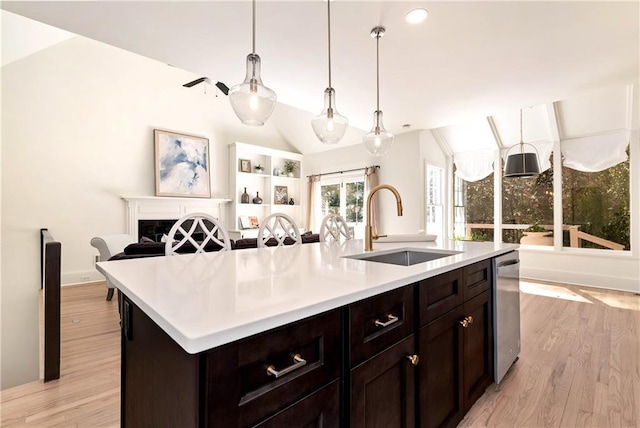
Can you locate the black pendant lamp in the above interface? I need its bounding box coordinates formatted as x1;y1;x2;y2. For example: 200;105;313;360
504;109;541;178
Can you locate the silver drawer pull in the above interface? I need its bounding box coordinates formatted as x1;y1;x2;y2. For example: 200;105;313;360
375;314;399;328
266;354;307;378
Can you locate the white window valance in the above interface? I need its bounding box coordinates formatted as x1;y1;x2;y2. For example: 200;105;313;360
561;131;629;172
501;141;553;173
454;150;494;182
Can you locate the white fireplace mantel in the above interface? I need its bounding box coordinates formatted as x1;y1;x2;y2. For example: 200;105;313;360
122;196;231;240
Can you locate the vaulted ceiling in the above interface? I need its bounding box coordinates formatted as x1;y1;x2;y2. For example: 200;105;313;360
2;1;639;155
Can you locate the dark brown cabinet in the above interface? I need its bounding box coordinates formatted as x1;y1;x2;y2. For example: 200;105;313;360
418;260;493;428
462;290;493;412
120;257;497;427
255;380;340;427
120;297;340;428
418;306;464;428
351;335;417;428
121;299;200;428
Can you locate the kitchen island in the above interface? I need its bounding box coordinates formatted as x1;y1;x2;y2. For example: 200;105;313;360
98;239;518;427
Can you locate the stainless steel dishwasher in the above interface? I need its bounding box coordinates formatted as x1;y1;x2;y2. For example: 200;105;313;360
493;251;521;383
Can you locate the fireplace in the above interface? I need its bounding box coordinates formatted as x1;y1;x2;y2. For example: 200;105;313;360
122;196;231;241
138;219;178;242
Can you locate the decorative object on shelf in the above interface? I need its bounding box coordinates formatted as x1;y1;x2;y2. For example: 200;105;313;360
254;164;265;173
363;27;394;157
228;0;277;126
504;108;541;178
273;167;280;176
241;187;250;204
274;185;288;204
249;216;259;228
289;198;295;205
311;0;348;144
154;129;211;198
239;159;252;173
252;191;263;204
283;160;298;177
239;215;252;229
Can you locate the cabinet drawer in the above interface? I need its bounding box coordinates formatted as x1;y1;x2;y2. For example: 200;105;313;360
204;309;341;427
463;260;491;301
350;286;414;367
418;269;464;326
255;380;339;427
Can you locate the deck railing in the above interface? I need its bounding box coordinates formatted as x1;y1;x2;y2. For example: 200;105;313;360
463;223;624;251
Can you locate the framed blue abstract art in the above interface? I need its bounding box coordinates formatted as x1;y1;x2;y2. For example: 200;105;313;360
154;129;211;198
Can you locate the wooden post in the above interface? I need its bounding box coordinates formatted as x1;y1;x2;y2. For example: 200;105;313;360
42;229;61;382
569;226;579;248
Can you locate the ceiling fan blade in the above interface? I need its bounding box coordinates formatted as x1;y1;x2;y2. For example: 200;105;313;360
215;82;229;96
183;77;208;88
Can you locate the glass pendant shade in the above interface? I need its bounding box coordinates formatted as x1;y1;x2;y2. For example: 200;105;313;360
363;110;394;156
311;88;349;144
229;53;277;126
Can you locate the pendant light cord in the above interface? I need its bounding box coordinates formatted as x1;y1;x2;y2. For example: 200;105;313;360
519;108;524;154
327;0;332;88
376;33;380;112
252;0;256;54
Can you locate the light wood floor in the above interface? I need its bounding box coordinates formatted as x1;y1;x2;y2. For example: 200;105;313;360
1;280;638;427
461;280;640;427
1;283;120;427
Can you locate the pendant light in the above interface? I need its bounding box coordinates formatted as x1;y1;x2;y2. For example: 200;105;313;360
311;0;348;144
363;26;393;156
504;108;541;177
228;0;277;126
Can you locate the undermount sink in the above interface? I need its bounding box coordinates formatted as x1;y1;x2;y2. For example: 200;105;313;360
344;249;461;266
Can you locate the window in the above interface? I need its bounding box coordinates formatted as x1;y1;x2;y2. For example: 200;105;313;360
502;157;554;245
320;175;366;238
426;165;444;240
561;152;630;251
453;173;494;242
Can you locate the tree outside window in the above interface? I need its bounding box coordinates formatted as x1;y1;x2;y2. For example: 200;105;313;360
562;153;630;250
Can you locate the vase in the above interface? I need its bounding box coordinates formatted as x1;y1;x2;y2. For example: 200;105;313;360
288;198;294;205
252;192;263;204
520;231;552;246
241;187;250;204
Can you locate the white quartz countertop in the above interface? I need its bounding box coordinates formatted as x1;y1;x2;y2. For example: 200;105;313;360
97;239;518;354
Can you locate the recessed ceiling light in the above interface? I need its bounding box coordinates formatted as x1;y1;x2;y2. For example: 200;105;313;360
405;8;429;24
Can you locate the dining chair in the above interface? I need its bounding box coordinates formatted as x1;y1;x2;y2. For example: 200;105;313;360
257;213;302;247
165;212;232;256
319;213;352;241
90;234;135;300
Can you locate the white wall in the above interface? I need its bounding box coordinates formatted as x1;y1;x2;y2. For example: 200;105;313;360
304;130;449;235
0;36;298;389
520;250;640;293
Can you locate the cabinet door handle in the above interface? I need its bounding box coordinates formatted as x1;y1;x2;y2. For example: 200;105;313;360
467;315;474;324
406;354;419;366
123;300;132;341
375;314;399;328
266;354;307;378
459;317;470;328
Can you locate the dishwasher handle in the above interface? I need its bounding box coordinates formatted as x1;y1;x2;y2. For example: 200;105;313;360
497;259;520;268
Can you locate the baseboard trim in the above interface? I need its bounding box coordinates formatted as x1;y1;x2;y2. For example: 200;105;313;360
522;267;640;294
62;270;104;287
